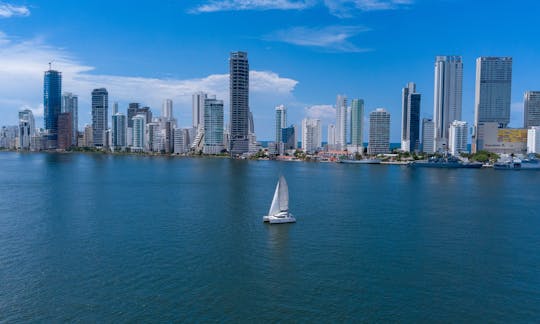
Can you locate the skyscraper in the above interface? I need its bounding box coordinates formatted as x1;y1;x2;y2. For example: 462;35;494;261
524;91;540;128
368;108;390;155
112;112;127;149
335;94;347;150
350;99;364;150
302;118;321;153
275;105;287;144
132;114;146;151
192;92;207;129
401;82;421;152
421;118;435;153
229;51;250;155
162;99;173;120
281;125;296;151
473;57;512;152
448;120;468;156
91;88;108;147
18;109;35;150
327;124;336;147
57;112;72;150
127;103;140;128
44;69;62;148
433;56;463;151
203;98;225;154
112;102;118;115
62;92;78;145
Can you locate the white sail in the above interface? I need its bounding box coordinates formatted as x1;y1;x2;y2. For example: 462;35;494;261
268;180;280;216
278;176;289;212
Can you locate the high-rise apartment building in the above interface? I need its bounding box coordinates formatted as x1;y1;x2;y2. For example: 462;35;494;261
18;109;35;150
57;112;72;150
162;99;173;120
132;114;146;151
448;120;468;156
327;124;336;147
229;51;250;155
527;127;540;154
44;69;62;148
421;118;435;153
350;99;364;150
193;92;207;129
91;88;108;147
203;98;224;154
302;118;321;153
335;94;347;150
433;56;463;151
112;112;127;149
368;108;390;155
281;125;296;151
401;82;421;152
473;57;512;152
127;103;140;128
62;92;78;145
275;105;287;144
524;91;540;128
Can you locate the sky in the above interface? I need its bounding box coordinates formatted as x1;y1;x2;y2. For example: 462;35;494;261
1;0;540;141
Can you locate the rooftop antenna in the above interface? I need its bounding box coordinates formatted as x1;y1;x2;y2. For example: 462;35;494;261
48;60;55;70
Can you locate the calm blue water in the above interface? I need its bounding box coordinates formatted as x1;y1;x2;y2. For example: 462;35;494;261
0;152;539;322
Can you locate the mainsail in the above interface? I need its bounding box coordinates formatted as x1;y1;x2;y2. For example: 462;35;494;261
278;176;289;212
268;180;280;216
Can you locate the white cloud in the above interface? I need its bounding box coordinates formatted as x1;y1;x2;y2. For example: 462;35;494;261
190;0;312;13
190;0;412;16
0;2;30;18
265;25;371;52
305;104;335;121
0;32;298;138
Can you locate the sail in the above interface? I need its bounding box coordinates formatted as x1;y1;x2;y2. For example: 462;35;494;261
268;180;280;216
278;176;289;212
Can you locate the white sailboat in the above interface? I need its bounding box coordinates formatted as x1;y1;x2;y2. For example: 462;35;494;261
263;176;296;224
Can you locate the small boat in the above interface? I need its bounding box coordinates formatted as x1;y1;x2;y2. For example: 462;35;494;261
263;176;296;224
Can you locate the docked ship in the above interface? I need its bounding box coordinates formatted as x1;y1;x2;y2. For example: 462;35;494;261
494;156;540;170
339;159;381;164
409;156;483;169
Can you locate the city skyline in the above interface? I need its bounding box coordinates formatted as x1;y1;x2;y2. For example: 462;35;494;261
0;1;539;141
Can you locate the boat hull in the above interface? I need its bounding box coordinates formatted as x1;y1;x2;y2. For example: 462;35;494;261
268;214;296;224
409;162;483;169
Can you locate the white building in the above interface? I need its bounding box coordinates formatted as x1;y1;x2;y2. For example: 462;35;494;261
18;109;35;150
174;128;190;154
368;108;390;155
275;104;287;144
162;99;173;120
335;95;347;150
302;118;321;153
433;56;463;151
527;127;540;154
132;114;146;151
192;92;207;130
448;120;468;155
327;124;336;147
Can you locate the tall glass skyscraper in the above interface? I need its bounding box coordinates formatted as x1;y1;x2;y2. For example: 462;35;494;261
433;56;463;151
335;94;347;150
472;57;512;152
350;99;364;148
203;98;224;154
91;88;108;147
44;69;62;147
401;83;421;152
62;92;78;145
229;51;250;155
524;91;540;128
275;105;287;144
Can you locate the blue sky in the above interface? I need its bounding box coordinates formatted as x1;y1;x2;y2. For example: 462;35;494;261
1;0;539;141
